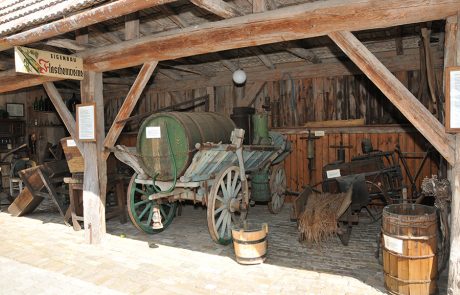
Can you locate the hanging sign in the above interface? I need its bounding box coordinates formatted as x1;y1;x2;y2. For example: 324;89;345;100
14;46;84;80
76;103;96;142
446;67;460;132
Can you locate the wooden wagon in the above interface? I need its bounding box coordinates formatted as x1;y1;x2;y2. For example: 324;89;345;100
114;128;290;245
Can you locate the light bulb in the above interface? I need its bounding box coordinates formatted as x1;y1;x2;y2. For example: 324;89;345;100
232;69;247;85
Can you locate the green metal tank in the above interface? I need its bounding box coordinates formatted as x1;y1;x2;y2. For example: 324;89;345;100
137;112;236;181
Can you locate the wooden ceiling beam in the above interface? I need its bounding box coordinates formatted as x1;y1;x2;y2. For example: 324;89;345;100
190;0;243;18
1;0;459;93
81;0;459;72
251;47;275;69
329;30;455;164
159;69;183;80
157;5;188;28
125;13;140;41
45;38;89;51
286;46;322;64
0;0;177;52
131;48;438;93
90;24;123;45
253;0;267;13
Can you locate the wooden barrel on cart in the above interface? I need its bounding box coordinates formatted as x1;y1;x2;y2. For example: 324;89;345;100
232;222;268;265
137;112;235;181
382;204;437;295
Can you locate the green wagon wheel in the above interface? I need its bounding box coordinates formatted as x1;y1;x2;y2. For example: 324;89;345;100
268;164;286;214
207;166;248;245
127;174;177;234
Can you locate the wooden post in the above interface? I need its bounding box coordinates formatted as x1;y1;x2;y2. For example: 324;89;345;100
80;71;106;244
451;136;460;295
447;12;460;295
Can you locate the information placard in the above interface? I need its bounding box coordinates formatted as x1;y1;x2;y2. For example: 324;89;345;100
146;126;161;139
76;103;96;141
446;67;460;132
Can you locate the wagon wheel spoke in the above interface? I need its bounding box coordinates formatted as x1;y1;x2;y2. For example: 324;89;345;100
135;188;149;196
363;181;388;223
214;206;225;215
207;166;248;245
138;203;152;220
268;164;286;214
134;199;151;208
146;205;155;226
127;174;177;234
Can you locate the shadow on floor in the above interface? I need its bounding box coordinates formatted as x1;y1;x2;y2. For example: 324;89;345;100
0;199;448;294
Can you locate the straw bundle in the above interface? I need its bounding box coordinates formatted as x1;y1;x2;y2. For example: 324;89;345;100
298;188;352;245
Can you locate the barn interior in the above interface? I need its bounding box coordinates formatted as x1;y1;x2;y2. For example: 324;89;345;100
0;0;459;294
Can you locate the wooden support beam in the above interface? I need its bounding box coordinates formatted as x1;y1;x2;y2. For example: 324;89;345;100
251;47;275;69
395;26;404;55
253;0;267;13
329;31;455;164
159;69;183;80
265;0;277;9
451;136;460;295
286;46;322;64
0;0;176;52
190;0;243;18
42;82;83;152
45;39;88;51
80;71;106;244
125;14;140;41
80;0;460;72
1;0;460;92
158;5;188;28
104;62;158;155
239;81;266;106
446;13;460;295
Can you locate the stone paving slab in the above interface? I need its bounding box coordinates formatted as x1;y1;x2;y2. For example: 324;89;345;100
0;203;447;294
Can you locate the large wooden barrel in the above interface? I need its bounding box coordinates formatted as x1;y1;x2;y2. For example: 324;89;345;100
232;222;268;265
382;204;437;295
137;112;235;181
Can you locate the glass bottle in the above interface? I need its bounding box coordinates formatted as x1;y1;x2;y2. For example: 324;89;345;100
33;97;38;111
38;96;44;111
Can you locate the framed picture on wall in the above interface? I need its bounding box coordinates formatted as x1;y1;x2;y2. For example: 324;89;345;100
446;66;460;132
76;102;96;142
6;103;24;117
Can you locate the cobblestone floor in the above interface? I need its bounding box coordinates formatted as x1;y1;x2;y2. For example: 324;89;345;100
0;201;448;294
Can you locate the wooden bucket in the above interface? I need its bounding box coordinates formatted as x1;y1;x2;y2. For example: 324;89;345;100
382;204;438;295
232;222;268;265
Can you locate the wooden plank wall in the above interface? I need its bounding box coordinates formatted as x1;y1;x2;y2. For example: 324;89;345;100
104;69;441;129
109;67;442;198
281;127;439;196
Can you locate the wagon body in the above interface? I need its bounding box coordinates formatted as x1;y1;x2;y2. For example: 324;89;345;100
115;128;290;244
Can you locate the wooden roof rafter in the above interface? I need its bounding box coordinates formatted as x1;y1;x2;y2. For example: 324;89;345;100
1;0;460;93
190;0;244;18
0;0;178;52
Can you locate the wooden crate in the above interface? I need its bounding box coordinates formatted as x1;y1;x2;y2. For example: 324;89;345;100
60;137;84;173
8;187;44;217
